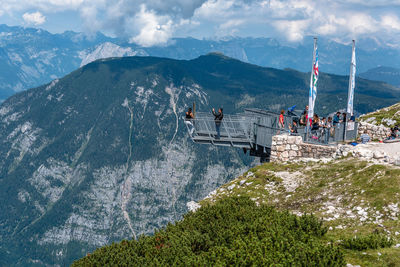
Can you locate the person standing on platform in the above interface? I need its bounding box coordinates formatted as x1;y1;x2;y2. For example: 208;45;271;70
184;108;195;135
278;109;285;134
212;107;223;139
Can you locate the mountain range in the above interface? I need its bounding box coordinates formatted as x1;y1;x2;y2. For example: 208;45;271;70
360;66;400;88
1;24;400;102
1;53;400;266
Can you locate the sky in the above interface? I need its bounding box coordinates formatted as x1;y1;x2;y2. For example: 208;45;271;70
1;0;400;47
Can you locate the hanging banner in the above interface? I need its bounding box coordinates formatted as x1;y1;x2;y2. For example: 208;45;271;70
347;121;355;131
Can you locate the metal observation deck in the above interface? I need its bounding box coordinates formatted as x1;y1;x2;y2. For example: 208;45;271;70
184;108;358;161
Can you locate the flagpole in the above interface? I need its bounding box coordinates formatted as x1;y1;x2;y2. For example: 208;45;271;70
344;40;356;141
306;37;317;141
346;40;356;115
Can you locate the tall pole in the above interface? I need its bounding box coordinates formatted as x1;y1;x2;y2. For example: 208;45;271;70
346;40;356;116
344;40;356;141
306;37;318;140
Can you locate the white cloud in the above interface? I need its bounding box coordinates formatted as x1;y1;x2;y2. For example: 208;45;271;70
79;4;103;34
22;11;46;25
273;19;310;42
2;0;85;13
381;14;400;30
129;5;174;47
220;19;245;30
347;13;378;35
2;0;400;46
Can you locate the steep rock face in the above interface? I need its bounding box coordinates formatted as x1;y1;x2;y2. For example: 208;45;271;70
0;56;250;266
1;54;400;266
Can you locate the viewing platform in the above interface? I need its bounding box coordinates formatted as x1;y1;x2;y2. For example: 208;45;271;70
185;109;359;161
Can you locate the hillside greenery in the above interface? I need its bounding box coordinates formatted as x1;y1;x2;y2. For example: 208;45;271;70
72;196;345;266
73;158;400;266
360;102;400;127
341;232;394;251
200;159;400;267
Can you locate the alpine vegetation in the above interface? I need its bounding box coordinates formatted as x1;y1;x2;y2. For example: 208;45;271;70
72;196;345;266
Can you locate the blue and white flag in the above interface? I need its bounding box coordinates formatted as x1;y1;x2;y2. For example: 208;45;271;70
308;38;318;124
347;40;356;115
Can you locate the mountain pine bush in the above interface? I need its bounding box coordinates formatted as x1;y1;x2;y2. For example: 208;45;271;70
72;196;345;266
341;232;394;251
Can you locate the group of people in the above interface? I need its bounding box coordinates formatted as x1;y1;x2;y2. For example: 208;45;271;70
184;107;224;139
278;109;299;134
278;105;357;143
388;126;400;140
359;125;399;144
310;110;355;142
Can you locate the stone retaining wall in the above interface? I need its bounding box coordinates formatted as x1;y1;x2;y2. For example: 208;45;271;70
270;135;337;162
357;121;390;141
270;133;400;165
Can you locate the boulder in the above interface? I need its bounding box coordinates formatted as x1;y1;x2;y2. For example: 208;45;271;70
373;151;385;159
287;136;296;144
277;145;285;152
295;136;303;144
288;150;297;158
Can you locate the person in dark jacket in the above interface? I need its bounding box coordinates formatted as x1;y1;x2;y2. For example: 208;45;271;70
184;108;195;135
289;120;298;134
212;107;223;139
333;112;341;126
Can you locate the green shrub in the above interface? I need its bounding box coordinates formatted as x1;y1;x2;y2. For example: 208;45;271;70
72;196;345;266
341;232;394;251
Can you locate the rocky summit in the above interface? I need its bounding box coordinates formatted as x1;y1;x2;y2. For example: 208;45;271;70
1;54;400;266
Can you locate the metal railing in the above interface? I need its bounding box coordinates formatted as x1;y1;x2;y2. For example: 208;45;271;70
184;112;257;144
303;122;359;145
184;110;359;148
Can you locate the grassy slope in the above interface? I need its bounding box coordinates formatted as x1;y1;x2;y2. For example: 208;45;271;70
201;159;400;267
360;102;400;127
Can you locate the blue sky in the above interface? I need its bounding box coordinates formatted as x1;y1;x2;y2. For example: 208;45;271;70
1;0;400;47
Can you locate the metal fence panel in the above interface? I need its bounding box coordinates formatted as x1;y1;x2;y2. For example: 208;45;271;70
186;110;359;148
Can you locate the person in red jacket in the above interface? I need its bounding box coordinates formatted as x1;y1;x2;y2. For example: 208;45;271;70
279;110;285;128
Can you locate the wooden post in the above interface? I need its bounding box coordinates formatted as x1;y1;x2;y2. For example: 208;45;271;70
193;102;196;118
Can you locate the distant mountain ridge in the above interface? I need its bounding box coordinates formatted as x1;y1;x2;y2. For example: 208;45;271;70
0;24;114;100
360;66;400;88
2;24;400;101
1;53;400;265
79;42;147;67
